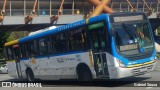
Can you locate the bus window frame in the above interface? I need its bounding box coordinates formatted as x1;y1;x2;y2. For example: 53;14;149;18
38;37;49;56
7;46;14;60
20;43;30;58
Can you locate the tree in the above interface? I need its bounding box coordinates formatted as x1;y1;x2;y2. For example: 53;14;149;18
8;31;29;40
0;31;29;59
0;32;10;59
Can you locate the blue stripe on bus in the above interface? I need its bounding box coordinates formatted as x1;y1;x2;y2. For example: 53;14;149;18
20;50;85;61
20;58;29;61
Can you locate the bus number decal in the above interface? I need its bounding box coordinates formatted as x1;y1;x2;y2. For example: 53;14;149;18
57;55;81;63
76;55;81;62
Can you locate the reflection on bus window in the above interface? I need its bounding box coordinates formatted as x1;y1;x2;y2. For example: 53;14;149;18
39;38;47;55
68;27;86;51
55;33;67;52
29;40;38;56
20;43;28;58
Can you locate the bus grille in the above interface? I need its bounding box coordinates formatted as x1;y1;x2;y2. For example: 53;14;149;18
125;52;152;60
131;65;153;76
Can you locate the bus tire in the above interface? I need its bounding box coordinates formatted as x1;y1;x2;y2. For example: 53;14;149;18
26;69;35;82
77;65;93;81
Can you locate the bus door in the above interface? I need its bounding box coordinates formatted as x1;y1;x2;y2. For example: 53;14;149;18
13;44;22;78
89;25;109;77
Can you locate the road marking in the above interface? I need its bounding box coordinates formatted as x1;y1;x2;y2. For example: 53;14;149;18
146;87;153;89
146;87;160;90
144;73;150;76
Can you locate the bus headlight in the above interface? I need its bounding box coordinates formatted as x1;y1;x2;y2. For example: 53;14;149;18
117;60;126;68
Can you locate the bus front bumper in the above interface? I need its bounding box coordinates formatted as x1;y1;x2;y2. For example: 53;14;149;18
115;61;157;79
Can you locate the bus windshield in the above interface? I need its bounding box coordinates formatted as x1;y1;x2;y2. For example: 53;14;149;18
113;21;154;56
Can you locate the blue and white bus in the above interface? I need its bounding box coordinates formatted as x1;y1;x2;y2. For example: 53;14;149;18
4;12;157;81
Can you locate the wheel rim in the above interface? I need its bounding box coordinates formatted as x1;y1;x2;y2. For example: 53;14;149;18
27;73;31;81
27;71;34;81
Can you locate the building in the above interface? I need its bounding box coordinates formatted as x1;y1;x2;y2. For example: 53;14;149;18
0;0;160;31
0;0;159;16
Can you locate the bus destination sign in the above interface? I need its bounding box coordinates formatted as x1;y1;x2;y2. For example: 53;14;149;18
89;22;104;30
114;15;143;22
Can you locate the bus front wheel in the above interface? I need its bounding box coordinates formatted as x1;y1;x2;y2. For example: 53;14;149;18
77;66;92;81
26;69;35;82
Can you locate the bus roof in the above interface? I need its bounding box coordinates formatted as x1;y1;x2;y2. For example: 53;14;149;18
28;26;57;36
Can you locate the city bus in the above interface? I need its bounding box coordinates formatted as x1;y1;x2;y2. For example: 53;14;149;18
4;12;157;81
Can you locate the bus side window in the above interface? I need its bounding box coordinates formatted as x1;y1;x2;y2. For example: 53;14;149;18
20;43;28;58
81;29;86;47
39;38;47;56
13;45;21;59
25;42;32;57
47;36;53;54
7;47;14;60
50;36;56;54
28;40;38;57
4;47;8;60
55;33;67;53
68;27;86;51
68;31;74;50
30;41;35;56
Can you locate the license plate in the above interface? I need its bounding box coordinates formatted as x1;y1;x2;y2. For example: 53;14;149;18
140;67;147;72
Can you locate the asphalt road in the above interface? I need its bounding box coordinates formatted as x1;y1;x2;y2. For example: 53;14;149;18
0;60;160;90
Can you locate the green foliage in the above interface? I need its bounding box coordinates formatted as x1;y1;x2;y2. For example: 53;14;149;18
8;31;29;41
0;59;5;67
0;31;29;59
7;34;16;42
0;32;10;58
157;53;160;59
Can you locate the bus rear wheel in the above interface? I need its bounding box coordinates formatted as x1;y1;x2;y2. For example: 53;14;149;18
26;69;35;82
